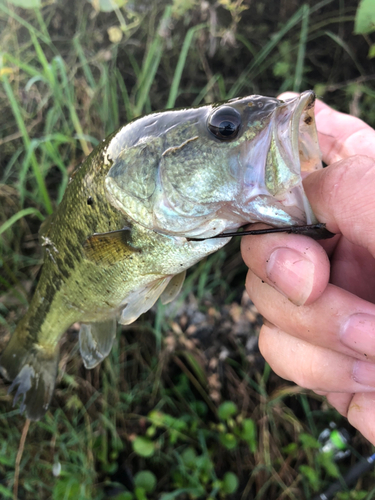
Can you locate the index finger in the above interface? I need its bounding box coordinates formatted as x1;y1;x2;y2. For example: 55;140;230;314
279;92;375;165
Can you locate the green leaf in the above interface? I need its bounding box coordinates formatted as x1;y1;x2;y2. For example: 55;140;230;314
132;437;155;457
282;442;298;455
218;401;237;420
299;465;320;490
299;432;320;450
354;0;375;34
0;484;13;499
6;0;41;8
134;487;147;500
219;433;238;450
134;471;157;493
240;418;257;453
318;452;340;478
221;472;239;494
181;447;197;467
53;477;81;500
181;351;207;387
0;454;15;467
87;0;127;12
114;493;133;500
369;44;375;58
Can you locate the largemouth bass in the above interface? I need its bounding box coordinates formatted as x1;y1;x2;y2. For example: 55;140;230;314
1;90;323;420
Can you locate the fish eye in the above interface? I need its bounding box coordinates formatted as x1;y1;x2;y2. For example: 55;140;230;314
208;106;241;140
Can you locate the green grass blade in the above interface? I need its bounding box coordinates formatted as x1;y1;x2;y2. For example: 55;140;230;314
73;36;96;89
235;34;257;57
228;5;306;98
53;56;91;155
1;75;53;214
134;46;163;116
42;141;70;203
0;207;45;236
293;4;309;92
34;7;53;42
3;53;42;79
116;69;133;122
325;30;365;76
166;23;206;109
0;2;49;43
30;31;55;86
1;148;22;183
133;6;172;116
192;74;220;106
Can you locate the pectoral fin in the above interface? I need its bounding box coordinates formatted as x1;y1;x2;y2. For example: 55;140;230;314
160;270;186;305
79;318;117;369
83;228;141;265
119;277;171;325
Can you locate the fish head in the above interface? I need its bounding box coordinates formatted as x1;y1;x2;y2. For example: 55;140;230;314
105;90;322;238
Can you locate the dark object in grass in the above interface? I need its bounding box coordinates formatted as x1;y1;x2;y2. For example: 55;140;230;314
312;453;375;500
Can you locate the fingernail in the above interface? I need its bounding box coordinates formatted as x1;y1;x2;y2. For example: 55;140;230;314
340;313;375;357
353;360;375;387
266;248;315;306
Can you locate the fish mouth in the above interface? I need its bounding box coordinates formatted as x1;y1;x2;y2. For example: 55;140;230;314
271;90;322;224
286;90;322;177
239;90;322;230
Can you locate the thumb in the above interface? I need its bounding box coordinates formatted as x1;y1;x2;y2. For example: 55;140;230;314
304;155;375;255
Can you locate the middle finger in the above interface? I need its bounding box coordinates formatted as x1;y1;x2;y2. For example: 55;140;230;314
246;269;375;363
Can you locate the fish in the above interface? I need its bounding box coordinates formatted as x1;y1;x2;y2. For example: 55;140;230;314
0;90;323;420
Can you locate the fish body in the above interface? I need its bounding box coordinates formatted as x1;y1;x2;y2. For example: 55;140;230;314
0;91;322;420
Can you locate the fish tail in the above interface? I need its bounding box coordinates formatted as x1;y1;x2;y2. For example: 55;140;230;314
0;327;59;421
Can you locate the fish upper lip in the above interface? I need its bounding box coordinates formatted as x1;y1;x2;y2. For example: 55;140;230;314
290;90;316;169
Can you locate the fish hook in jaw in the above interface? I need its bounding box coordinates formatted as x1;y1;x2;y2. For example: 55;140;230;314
187;223;335;241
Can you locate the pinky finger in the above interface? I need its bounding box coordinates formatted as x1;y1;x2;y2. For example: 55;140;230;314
326;392;353;417
347;392;375;445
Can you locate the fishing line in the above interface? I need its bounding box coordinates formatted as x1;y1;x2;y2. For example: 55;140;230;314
188;223;335;241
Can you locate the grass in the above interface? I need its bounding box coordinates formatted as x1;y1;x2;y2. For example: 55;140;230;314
0;0;375;499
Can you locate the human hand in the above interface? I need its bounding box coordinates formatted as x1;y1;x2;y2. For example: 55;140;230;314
241;92;375;444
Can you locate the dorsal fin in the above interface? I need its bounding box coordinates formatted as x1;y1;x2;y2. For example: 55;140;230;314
83;228;141;265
